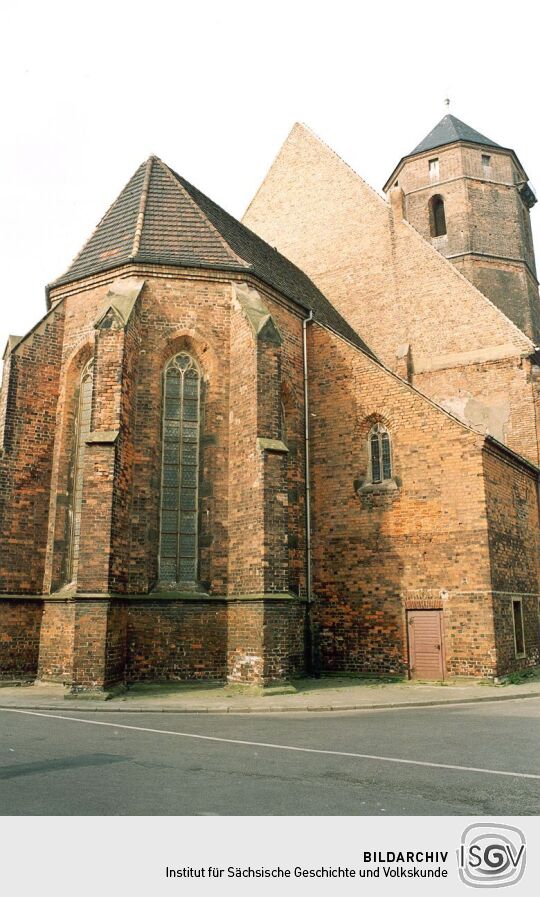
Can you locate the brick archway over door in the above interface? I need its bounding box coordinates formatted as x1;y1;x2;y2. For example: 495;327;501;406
407;609;445;679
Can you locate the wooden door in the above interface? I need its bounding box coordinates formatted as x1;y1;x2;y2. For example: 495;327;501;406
407;610;445;680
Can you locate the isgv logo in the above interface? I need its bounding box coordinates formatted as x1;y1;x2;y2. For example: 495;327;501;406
458;823;526;888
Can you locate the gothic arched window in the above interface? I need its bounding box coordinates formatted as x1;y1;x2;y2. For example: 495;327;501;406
369;423;392;484
429;194;447;237
159;352;202;584
67;358;94;582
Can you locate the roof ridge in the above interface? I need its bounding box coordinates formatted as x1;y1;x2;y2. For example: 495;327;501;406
295;122;390;206
152;158;248;269
52;161;147;284
131;157;154;257
242;122;298;222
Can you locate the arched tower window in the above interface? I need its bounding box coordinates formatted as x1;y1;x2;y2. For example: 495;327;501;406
369;423;392;484
67;358;94;582
159;352;202;584
429;194;447;237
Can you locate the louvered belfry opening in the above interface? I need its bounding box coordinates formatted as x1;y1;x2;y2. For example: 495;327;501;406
67;358;94;583
159;353;202;586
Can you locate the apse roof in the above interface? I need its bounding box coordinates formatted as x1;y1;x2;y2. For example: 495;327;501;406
49;155;374;356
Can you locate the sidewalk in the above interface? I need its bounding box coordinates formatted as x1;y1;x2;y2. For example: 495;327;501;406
1;675;540;714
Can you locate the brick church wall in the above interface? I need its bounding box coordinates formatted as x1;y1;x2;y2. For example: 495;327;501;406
21;267;309;688
260;292;307;597
37;600;75;682
126;599;228;681
227;296;264;594
308;323;538;678
109;305;143;592
227;598;305;683
482;445;540;674
125;596;305;685
414;355;539;466
0;306;65;593
0;600;42;680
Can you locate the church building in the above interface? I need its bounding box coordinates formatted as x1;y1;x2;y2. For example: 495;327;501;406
1;114;539;693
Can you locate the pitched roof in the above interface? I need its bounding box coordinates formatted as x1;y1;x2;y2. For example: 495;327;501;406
49;156;374;356
411;114;500;155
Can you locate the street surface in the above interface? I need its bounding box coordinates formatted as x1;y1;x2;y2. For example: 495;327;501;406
1;698;539;815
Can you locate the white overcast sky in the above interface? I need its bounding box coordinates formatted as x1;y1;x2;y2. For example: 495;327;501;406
1;0;539;351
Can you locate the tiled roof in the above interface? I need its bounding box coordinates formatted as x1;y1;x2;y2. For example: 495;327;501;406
411;114;500;155
50;156;374;356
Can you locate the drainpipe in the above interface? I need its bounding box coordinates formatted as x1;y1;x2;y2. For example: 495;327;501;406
302;310;318;675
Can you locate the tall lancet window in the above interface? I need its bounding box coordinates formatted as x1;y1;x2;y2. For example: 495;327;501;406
159;353;202;584
369;423;392;484
68;358;94;582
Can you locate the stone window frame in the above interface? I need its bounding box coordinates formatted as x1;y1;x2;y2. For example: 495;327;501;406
369;422;392;482
511;597;526;658
158;351;203;588
357;422;399;495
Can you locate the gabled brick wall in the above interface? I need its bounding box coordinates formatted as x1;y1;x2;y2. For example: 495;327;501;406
243;124;539;466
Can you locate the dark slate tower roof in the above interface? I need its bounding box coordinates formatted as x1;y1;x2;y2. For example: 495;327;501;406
382;113;528;193
48;156;374;356
411;114;501;155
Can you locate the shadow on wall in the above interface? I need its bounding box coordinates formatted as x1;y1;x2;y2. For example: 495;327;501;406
309;353;407;677
0;600;44;681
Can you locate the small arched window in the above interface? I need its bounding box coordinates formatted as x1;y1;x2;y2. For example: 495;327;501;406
159;352;202;585
67;358;94;582
429;194;447;237
369;423;392;484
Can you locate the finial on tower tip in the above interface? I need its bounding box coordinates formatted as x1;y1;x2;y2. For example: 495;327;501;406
444;96;450;109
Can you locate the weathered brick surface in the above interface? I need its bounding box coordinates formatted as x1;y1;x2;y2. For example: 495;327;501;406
127;599;228;681
261;599;306;681
0;600;42;679
308;324;538;678
243;124;539;466
43;342;94;592
482;445;540;673
125;597;305;685
37;601;74;682
0;308;65;592
2;122;540;688
70;600;127;691
415;355;539;465
395;144;539;341
227;299;264;594
227;599;305;683
0;265;310;688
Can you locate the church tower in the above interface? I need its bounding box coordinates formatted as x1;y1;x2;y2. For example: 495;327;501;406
384;114;539;342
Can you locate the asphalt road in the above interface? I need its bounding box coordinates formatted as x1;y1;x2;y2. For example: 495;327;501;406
1;698;539;815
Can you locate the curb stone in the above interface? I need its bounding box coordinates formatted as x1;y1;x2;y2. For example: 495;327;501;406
1;689;539;714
